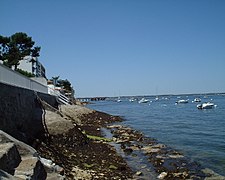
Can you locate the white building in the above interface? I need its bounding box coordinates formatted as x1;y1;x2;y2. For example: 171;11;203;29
17;56;46;78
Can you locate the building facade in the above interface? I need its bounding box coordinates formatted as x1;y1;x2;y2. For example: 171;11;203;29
17;56;46;78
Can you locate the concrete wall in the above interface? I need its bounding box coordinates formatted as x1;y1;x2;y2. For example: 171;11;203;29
0;63;48;94
0;82;58;144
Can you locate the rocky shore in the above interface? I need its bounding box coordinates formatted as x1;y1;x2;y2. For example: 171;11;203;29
37;102;224;179
36;104;133;179
1;97;224;179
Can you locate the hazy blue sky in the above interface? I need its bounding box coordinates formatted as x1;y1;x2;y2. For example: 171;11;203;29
1;0;225;97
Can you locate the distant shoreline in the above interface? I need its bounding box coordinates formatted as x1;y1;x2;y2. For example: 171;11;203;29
77;92;225;100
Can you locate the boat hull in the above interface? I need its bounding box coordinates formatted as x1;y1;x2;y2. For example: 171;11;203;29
197;102;215;109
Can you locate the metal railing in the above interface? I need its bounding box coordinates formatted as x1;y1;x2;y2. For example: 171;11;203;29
48;86;71;105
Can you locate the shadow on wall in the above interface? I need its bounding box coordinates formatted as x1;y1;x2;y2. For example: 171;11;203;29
0;82;58;145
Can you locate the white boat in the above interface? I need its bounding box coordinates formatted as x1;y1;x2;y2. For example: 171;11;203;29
192;98;201;102
138;98;150;103
116;97;122;102
129;97;135;102
175;99;189;104
197;102;216;109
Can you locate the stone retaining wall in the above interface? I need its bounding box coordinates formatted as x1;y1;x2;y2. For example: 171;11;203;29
0;82;58;144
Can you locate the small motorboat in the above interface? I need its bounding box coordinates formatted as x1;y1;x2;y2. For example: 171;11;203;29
129;97;135;102
138;98;150;103
192;98;201;103
175;99;189;104
197;102;216;109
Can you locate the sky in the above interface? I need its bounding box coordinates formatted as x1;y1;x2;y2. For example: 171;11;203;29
1;0;225;97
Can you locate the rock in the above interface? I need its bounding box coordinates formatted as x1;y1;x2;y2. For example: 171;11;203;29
0;130;37;157
0;169;16;180
121;132;130;139
121;143;126;149
168;154;184;159
41;158;65;178
0;131;65;179
157;172;168;179
156;155;166;159
14;157;47;180
202;168;225;180
40;157;54;170
0;143;21;174
135;171;143;176
60;105;94;125
71;166;92;180
152;144;166;148
142;146;161;154
54;165;64;174
130;145;141;151
107;125;123;129
173;172;189;178
45;110;75;135
123;148;133;155
141;165;147;169
46;172;65;180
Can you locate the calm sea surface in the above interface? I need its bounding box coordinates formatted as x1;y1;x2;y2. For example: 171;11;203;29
87;94;225;175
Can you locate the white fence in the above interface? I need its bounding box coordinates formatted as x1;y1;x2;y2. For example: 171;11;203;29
0;63;48;94
48;86;71;105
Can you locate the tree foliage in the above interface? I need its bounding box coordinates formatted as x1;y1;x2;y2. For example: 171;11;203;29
0;32;41;69
50;76;73;92
57;79;72;92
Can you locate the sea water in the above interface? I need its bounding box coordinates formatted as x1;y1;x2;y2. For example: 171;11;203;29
87;94;225;176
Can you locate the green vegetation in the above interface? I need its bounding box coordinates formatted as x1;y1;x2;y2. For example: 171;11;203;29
0;32;40;69
83;163;96;168
109;164;118;170
50;76;74;94
82;131;112;142
57;79;72;92
86;134;112;142
16;68;35;77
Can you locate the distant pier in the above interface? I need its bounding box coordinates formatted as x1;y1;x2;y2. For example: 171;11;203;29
77;97;107;102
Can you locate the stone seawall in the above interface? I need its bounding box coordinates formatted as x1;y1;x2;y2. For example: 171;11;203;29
0;82;58;144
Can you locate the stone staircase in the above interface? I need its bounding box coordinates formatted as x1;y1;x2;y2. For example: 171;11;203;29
0;131;65;180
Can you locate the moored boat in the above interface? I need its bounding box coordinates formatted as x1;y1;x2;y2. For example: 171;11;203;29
175;99;189;104
129;97;135;102
138;98;150;103
193;98;201;103
116;97;122;102
197;102;216;109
